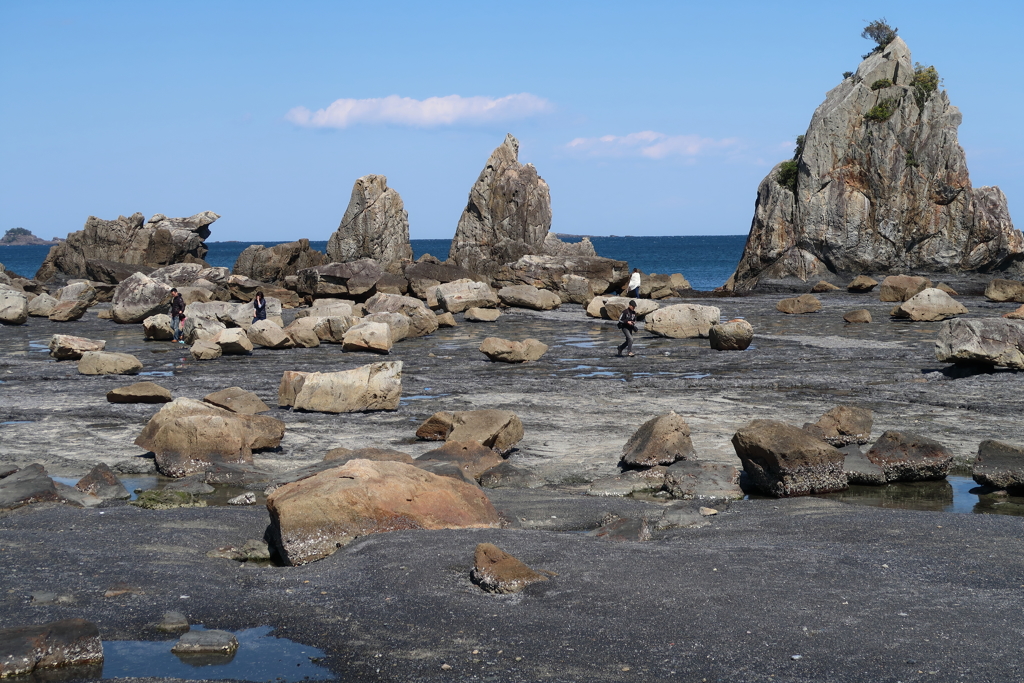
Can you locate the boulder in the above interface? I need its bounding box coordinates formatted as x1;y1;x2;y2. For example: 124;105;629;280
284;317;321;348
478;461;545;489
492;254;630;299
111;272;172;324
326;175;412;273
934;318;1024;369
731;419;847;497
936;282;958;296
48;334;105;360
77;351;142;375
106;381;172;404
972;440;1024;491
143;314;175;340
587;296;660;321
802;405;873;446
190;340;222;360
363;311;410;342
203;387;270;414
85;259;155;284
294;299;355;319
1004;304;1024;320
225;274;263;302
776;294;822;314
134;397;285;477
342;321;393;354
296;259;383;298
841;445;887;486
449;134;552;276
559;273;595;304
847;275;879;292
708;319;753;350
435;311;457;327
811;280;841;293
984;278;1024;303
279;361;403;413
232;239;326;282
448;410;523;454
148;262;204;286
0;619;103;677
266;459;500;565
415;412;454;441
620;412;695;468
434;279;499;313
865;430;954;482
48;300;91;322
211;328;254;355
364;291;430;317
465;307;500;322
35;211;217;281
56;280;98;303
75;462;130;500
588;468;668;497
663;460;744;501
843;309;872;323
313;316;354;343
246;319;292;349
417;440;504;481
646;304;719;338
470;543;549;594
171;630;238;656
405;309;439;337
479;337;548;363
182;316;227;344
723;37;1022;293
0;463;60;510
891;288;968;321
879;275;932;302
27;292;58;317
497;285;561;311
0;289;28;325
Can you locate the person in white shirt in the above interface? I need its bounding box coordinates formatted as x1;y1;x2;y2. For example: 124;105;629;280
627;268;642;298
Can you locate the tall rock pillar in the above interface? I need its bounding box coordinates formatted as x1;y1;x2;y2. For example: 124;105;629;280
327;175;412;274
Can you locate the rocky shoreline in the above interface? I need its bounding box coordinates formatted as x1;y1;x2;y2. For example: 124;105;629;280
2;285;1023;680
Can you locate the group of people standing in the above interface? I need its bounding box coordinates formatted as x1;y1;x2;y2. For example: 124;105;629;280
168;288;267;344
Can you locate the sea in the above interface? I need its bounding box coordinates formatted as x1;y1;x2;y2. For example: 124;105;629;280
0;235;747;291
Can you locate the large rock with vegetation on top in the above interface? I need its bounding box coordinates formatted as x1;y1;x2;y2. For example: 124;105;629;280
326;175;412;273
724;37;1023;292
731;419;848;497
265;459;500;565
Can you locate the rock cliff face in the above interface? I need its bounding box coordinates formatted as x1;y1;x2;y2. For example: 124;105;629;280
36;212;218;282
233;239;326;282
449;134;553;276
727;37;1023;291
326;175;412;274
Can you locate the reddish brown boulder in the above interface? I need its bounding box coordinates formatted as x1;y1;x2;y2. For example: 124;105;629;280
470;543;550;594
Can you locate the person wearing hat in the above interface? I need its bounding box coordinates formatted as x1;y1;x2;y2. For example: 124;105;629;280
617;300;638;357
169;288;186;344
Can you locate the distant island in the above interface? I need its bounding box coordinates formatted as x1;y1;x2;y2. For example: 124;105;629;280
0;227;63;246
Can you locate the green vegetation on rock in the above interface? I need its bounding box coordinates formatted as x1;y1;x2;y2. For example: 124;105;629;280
861;18;898;56
870;78;893;91
776;135;805;192
912;63;941;109
5;227;31;237
865;97;899;122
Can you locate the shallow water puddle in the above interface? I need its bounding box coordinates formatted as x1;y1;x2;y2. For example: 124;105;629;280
100;626;332;682
53;475;160;501
139;370;174;377
811;475;1024;516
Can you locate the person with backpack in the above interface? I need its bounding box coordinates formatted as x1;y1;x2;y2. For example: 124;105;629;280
169;288;186;344
617;300;638;357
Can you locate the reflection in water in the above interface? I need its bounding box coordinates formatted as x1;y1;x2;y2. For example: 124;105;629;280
815;475;1024;517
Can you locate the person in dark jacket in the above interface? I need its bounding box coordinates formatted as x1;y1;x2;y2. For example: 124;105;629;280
617;300;638;357
252;291;267;324
169;288;186;343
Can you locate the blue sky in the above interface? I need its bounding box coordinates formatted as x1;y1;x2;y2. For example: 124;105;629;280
1;0;1021;242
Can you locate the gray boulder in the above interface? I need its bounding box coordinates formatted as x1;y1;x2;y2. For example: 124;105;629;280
972;440;1024;491
233;238;326;282
296;259;383;297
935;318;1024;369
327;175;412;273
620;412;695;468
48;334;106;360
663;460;743;501
0;618;103;676
731;419;848;497
111;272;172;324
497;284;561;310
0;463;60;511
0;289;28;325
77;351;142;375
865;430;954;482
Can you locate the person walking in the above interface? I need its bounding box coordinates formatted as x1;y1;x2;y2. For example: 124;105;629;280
627;268;642;298
617;300;638;357
252;290;267;324
169;288;186;344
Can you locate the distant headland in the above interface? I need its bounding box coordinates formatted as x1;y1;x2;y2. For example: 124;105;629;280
0;227;63;246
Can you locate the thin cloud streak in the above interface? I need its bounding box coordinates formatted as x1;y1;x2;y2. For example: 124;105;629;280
286;93;552;128
565;131;740;159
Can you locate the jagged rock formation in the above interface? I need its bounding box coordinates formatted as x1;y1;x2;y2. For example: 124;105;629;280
36;212;218;282
233;239;326;282
727;37;1023;291
449;134;553;276
326;175;412;274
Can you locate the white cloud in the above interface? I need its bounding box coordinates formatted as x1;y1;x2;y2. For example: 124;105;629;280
564;131;739;159
286;93;551;129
